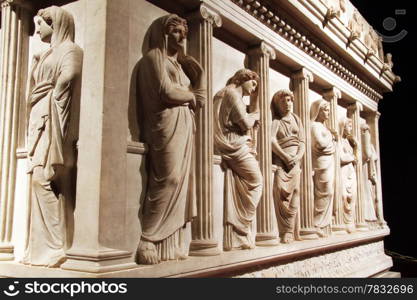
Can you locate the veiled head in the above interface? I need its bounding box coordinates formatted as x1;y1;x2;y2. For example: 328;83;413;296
310;99;330;122
142;14;188;55
339;117;352;137
36;6;75;46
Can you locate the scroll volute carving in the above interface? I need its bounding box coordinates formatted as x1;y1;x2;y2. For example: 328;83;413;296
136;14;206;265
23;6;83;268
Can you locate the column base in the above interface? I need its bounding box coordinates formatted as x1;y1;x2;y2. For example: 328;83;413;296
0;243;14;261
299;228;319;240
379;220;388;229
255;233;280;246
356;222;369;232
332;225;348;235
189;239;220;256
61;247;137;273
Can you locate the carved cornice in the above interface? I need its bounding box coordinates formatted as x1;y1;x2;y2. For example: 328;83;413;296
230;0;383;102
248;41;276;60
323;86;342;101
322;8;338;28
188;3;222;28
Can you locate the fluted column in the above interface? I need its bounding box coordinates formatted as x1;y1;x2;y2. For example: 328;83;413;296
368;111;386;227
248;42;279;246
323;87;346;234
347;102;368;231
0;0;30;260
290;68;318;240
187;3;221;256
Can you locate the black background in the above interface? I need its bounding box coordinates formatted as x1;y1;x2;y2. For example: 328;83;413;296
351;0;417;259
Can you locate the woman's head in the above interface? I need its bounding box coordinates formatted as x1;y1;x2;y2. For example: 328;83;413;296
36;6;75;46
272;89;294;117
339;117;352;137
165;15;188;53
310;99;330;122
226;69;259;95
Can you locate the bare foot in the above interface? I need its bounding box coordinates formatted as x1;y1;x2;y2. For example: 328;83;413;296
137;240;159;265
48;255;66;268
174;248;188;261
241;236;255;250
316;227;326;238
281;232;293;244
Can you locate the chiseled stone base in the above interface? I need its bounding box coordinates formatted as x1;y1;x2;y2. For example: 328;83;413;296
0;229;392;278
234;241;392;278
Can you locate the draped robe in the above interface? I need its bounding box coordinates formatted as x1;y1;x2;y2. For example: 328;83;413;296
24;6;82;267
311;121;335;229
137;15;205;260
272;113;304;239
339;137;357;231
213;87;262;250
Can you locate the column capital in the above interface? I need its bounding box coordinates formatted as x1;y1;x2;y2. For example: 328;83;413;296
322;86;341;101
366;110;381;120
1;0;32;9
248;41;276;60
291;68;314;82
187;3;222;28
347;101;363;113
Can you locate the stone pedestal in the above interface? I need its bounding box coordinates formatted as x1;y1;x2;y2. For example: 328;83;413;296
290;68;318;240
248;42;279;246
187;3;222;256
0;0;30;261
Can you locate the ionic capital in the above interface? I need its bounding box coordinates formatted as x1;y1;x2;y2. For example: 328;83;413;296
347;101;363;113
1;0;31;9
248;41;276;60
188;3;222;28
323;86;342;102
291;68;314;82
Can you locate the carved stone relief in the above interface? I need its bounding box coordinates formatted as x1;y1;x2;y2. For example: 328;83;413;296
271;90;305;244
136;14;206;265
0;0;394;278
361;123;379;226
22;6;83;268
310;99;337;237
338;117;357;233
234;241;389;277
213;69;262;251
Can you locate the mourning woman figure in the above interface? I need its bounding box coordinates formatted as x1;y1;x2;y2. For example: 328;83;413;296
310;99;337;237
271;90;305;244
361;123;379;224
137;15;205;264
339;117;357;233
23;6;82;267
213;69;262;251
